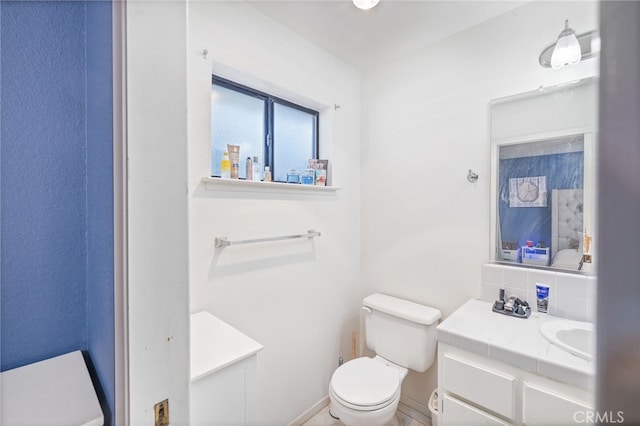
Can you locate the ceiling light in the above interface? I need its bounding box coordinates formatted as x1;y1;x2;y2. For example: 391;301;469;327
550;20;582;69
539;22;598;69
353;0;380;10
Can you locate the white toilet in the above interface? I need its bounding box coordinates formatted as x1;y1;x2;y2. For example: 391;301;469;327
329;293;441;426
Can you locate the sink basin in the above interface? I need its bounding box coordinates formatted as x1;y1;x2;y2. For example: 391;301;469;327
539;319;595;361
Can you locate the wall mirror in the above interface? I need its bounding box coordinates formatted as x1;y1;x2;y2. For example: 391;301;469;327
490;78;597;273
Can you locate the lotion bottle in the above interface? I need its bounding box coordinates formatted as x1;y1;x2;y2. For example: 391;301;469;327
264;166;272;182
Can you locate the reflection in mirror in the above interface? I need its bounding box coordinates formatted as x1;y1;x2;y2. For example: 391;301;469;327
497;136;584;270
490;78;597;273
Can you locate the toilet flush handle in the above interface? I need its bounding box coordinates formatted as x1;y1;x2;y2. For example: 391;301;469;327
362;306;372;314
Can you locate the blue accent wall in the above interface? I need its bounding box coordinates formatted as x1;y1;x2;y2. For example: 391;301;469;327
1;0;88;369
1;1;114;423
498;151;584;255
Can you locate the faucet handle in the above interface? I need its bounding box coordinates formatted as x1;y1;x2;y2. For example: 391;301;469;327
504;296;517;312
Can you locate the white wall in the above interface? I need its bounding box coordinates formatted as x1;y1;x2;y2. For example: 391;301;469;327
187;2;362;424
361;0;598;415
126;0;190;424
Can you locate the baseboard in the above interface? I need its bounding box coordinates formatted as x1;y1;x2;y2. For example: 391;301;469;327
287;393;432;426
398;394;431;426
287;395;330;426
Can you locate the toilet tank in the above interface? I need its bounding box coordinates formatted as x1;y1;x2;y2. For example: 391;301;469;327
363;293;442;372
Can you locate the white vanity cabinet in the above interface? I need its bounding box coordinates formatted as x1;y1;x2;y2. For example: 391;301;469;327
191;356;257;425
437;299;594;426
190;311;263;426
438;344;592;425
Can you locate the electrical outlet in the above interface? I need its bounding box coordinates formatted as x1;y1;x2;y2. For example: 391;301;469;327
154;399;169;426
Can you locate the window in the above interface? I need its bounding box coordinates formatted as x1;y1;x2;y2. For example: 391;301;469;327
211;76;319;182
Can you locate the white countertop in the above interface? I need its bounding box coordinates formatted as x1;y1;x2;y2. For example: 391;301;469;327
190;311;264;382
437;299;595;390
1;351;103;426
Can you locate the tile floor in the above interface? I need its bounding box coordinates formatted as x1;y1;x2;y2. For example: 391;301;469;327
302;405;427;426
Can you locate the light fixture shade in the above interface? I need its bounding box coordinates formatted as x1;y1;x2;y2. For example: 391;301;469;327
353;0;380;10
550;20;582;69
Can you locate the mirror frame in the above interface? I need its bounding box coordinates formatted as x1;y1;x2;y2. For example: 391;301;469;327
489;81;597;275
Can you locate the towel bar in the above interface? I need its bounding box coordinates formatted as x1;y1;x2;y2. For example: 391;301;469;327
215;229;321;248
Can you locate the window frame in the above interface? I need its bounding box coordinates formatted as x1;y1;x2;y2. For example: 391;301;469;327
212;75;320;181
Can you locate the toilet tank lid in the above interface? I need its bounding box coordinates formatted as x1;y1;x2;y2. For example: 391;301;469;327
363;293;442;325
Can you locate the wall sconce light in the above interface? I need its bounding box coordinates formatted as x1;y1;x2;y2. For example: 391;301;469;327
353;0;380;10
539;20;600;69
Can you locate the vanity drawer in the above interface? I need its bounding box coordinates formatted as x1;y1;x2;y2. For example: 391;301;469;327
442;394;512;426
442;354;515;420
522;382;591;425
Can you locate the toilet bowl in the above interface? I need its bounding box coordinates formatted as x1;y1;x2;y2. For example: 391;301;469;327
329;356;407;426
328;293;441;426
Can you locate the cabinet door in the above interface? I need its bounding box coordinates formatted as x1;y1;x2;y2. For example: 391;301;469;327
442;354;515;420
191;368;245;426
442;394;512;426
523;382;591;425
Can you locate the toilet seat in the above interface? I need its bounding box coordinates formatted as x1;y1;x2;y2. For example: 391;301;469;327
330;357;400;411
330;383;400;412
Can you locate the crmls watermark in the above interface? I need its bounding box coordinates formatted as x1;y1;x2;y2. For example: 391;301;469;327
574;410;625;424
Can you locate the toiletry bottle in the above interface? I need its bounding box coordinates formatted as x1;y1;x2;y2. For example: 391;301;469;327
287;169;300;184
245;157;253;180
315;162;326;186
302;160;315;185
252;156;261;181
264;166;272;182
227;144;240;179
536;283;549;313
220;151;231;179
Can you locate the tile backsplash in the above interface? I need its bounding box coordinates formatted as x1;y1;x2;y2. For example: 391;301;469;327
481;263;597;322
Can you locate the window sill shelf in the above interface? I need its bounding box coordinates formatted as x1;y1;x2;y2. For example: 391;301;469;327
201;177;340;194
